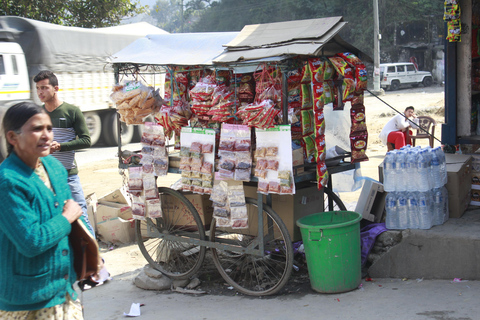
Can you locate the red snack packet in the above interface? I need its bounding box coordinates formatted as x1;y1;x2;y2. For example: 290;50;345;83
342;78;356;103
336;52;363;66
355;64;368;92
315;134;326;162
316;161;329;190
312;83;325;111
350;104;367;133
328;57;349;77
352;92;364;106
309;58;325;84
315;110;326;136
350;131;369;163
323;60;336;80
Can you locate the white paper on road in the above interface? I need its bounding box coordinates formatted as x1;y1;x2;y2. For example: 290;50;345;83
124;303;141;317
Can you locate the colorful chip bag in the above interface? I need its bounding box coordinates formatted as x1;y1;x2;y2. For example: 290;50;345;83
355;64;368;92
314;109;326;136
302;133;316;163
351;104;367;133
309;58;325;84
350;131;369;163
323;59;336;81
312;83;325;111
316;161;329;190
301;110;314;136
315;134;326;162
336;52;363;66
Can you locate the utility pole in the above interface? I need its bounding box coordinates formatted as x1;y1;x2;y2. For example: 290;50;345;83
373;0;382;94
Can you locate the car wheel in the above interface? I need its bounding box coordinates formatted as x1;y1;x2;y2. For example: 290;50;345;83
423;77;433;87
390;81;400;91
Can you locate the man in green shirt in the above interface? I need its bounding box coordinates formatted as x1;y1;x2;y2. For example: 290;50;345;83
34;70;94;235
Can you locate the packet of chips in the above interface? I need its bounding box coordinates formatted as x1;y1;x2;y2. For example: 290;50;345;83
350;104;367;133
323;60;336;80
355;64;368;92
309;58;325;84
312;83;325;111
336;52;363;66
302;133;316;163
350;131;369;163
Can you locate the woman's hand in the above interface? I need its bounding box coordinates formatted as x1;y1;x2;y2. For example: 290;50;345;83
62;199;83;223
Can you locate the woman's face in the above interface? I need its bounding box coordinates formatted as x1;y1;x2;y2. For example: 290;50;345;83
7;113;53;167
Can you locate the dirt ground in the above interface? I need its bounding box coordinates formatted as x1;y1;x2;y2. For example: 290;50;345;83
77;86;446;287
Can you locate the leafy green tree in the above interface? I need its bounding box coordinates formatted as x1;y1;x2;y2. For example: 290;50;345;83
150;0;212;33
0;0;147;27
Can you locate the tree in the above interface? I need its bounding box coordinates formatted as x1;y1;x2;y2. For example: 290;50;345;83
150;0;212;33
0;0;147;27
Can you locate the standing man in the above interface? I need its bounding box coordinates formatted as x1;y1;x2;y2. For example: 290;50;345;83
34;70;95;235
379;106;420;150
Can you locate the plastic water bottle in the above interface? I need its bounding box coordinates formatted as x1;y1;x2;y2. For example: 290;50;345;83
435;147;447;186
442;186;449;223
418;191;433;229
406;192;419;229
397;192;408;229
430;149;442;188
395;150;407;191
385;192;399;229
383;152;396;192
432;187;443;225
406;151;417;191
416;150;430;192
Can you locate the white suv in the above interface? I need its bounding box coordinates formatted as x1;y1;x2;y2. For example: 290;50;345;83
380;62;433;91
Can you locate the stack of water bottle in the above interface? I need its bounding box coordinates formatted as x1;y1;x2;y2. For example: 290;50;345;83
383;145;448;230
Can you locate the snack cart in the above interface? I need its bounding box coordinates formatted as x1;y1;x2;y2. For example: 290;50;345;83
109;17;371;296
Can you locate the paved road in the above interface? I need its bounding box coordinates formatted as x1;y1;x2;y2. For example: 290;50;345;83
82;275;479;320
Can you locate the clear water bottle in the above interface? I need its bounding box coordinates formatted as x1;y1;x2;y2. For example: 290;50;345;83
395;150;407;191
385;192;398;229
430;149;442;188
406;151;417;191
441;186;449;224
397;191;408;229
406;192;419;229
383;152;396;192
416;150;430;192
432;187;443;225
418;191;433;229
435;147;447;186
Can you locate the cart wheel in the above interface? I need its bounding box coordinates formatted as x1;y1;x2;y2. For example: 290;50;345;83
210;197;293;296
135;187;206;279
323;187;346;212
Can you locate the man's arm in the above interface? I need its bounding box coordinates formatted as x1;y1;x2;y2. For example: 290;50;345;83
59;108;91;151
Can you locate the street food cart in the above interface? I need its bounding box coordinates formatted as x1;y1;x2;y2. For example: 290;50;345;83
109;17;371;296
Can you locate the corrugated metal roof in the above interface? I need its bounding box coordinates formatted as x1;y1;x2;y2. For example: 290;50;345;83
110;32;239;66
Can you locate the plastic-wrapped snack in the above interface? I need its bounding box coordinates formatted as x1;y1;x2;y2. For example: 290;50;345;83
323;60;335;80
302;134;316;164
191;171;202;179
255;147;266;158
191;179;202;187
316;135;326;162
232;218;248;229
180;146;190;157
143;175;156;190
128;178;143;191
219;139;235;151
202;180;213;188
181;170;191;178
269;181;281;194
228;185;246;207
231;206;247;219
132;202;146;220
190;150;202;159
256;159;268;170
190;141;202;153
216;217;231;228
145;188;159;200
235;168;251;181
213;207;230;218
201;143;214;154
350;104;366;133
140;154;153;165
266;159;279;171
280;178;292;187
219;157;235;171
154;158;168;175
315;109;326;136
258;180;269;194
146;199;162;218
235;153;252;169
219;168;234;179
141;133;155;145
234;139;251;152
280;185;294;194
181;177;191;185
180;157;191;166
350;131;369;163
254;169;267;179
190;157;203;171
202;172;213;181
278;170;291;180
201;162;213;173
193;186;204;194
355;64;368;92
266;146;279;157
301;110;314;136
182;184;193;192
153;146;166;157
142;145;155;155
210;181;228;205
179;163;191;171
309;58;325;84
142;163;154;174
203;188;212;195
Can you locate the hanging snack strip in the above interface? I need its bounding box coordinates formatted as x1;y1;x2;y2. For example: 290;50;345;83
217;123;252;181
140;122;169;177
210;181;248;229
127;166;162;221
255;125;295;195
179;127;216;195
110;81;162;125
444;0;461;42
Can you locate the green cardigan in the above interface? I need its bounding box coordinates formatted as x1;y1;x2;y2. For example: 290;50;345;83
0;153;84;311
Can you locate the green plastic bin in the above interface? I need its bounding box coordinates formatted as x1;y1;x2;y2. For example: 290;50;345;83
296;211;362;293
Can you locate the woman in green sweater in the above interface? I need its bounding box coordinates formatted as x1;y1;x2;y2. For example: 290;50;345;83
0;102;86;319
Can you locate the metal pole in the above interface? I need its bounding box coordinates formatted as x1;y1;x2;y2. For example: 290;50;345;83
373;0;382;94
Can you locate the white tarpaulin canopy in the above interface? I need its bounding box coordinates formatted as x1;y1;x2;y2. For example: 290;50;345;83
110;32;239;66
214;17;371;64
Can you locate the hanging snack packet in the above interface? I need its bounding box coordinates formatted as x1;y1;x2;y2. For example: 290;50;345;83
312;83;325;111
323;81;333;105
323;59;336;80
301;110;314;136
309;58;325;84
351;104;367;133
328;57;349;76
315;134;326;162
336;52;363;66
302;134;316;164
316;162;329;190
315;109;326;136
355;64;368;92
342;78;356;103
350;131;369;163
352;92;364;106
146;199;162;218
300;84;313;110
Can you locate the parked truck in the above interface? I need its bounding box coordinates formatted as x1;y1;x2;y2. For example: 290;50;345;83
0;16;167;159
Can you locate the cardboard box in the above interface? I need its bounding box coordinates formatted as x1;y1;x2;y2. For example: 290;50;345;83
355;180;386;222
99;186;131;205
85;193;98;234
244;184;325;241
96;217;135;244
445;154;472;218
292;148;304;174
162;193;213;229
96;201;133;222
470;184;480;206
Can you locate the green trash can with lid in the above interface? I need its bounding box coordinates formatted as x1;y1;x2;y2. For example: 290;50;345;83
296;211;362;293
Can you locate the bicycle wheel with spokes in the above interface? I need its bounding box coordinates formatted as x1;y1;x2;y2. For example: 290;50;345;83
136;187;206;279
323;187;346;212
210;197;293;296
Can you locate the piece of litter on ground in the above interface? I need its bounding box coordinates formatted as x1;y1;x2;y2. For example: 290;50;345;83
416;278;423;283
227;286;234;290
452;278;469;283
124;303;141;317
